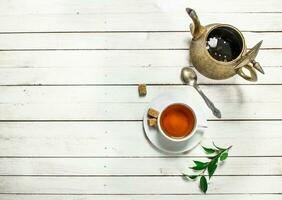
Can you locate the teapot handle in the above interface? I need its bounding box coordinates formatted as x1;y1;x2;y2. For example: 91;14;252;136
235;63;257;82
234;41;263;82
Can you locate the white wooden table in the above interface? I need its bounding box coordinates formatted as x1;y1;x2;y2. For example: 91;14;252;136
0;0;281;199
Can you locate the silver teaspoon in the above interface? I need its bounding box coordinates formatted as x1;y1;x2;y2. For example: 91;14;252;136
181;67;221;118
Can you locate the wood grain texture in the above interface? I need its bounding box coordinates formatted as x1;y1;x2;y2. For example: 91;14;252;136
0;50;279;68
0;194;280;200
0;32;280;50
0;121;280;157
0;13;281;32
0;157;281;175
1;0;282;14
0;0;281;198
0;176;281;194
0;66;279;85
0;85;281;120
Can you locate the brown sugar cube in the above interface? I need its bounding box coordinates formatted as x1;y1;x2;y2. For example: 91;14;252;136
138;84;147;96
148;108;159;118
148;118;157;127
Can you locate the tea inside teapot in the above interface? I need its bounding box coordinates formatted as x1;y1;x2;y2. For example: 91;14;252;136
206;26;243;62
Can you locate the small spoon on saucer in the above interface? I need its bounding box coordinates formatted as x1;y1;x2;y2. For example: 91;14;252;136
181;67;221;118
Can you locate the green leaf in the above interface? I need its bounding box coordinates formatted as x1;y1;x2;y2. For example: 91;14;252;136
207;155;217;159
207;156;219;177
220;152;228;161
188;175;198;180
190;165;208;170
200;176;208;193
213;142;226;151
202;146;216;154
207;162;217;179
190;161;208;170
210;156;219;165
194;160;208;167
208;152;221;160
182;174;198;181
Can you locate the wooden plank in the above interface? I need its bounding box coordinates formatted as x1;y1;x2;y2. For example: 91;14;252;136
0;66;278;85
0;194;280;200
0;49;279;85
1;85;281;104
0;121;280;156
0;85;281;120
0;50;280;68
0;0;280;197
1;0;282;14
0;157;280;175
0;13;281;32
0;32;280;50
0;176;281;194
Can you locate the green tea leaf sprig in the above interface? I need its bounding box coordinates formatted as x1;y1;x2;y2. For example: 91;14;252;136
182;142;232;194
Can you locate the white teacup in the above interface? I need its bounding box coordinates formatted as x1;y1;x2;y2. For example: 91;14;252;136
157;103;205;142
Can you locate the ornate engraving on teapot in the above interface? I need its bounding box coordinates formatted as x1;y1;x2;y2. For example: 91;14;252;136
186;8;264;82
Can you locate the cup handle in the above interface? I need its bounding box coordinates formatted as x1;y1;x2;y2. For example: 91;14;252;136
236;64;257;82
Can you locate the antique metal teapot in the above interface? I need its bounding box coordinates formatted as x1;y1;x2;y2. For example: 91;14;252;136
186;8;264;81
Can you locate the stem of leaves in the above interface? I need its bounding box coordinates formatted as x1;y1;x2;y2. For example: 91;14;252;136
183;142;232;194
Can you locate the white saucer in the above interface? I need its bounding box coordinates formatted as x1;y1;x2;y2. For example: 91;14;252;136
143;88;208;154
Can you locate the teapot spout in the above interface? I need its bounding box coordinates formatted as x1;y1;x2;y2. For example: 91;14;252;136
186;8;205;39
234;40;264;73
